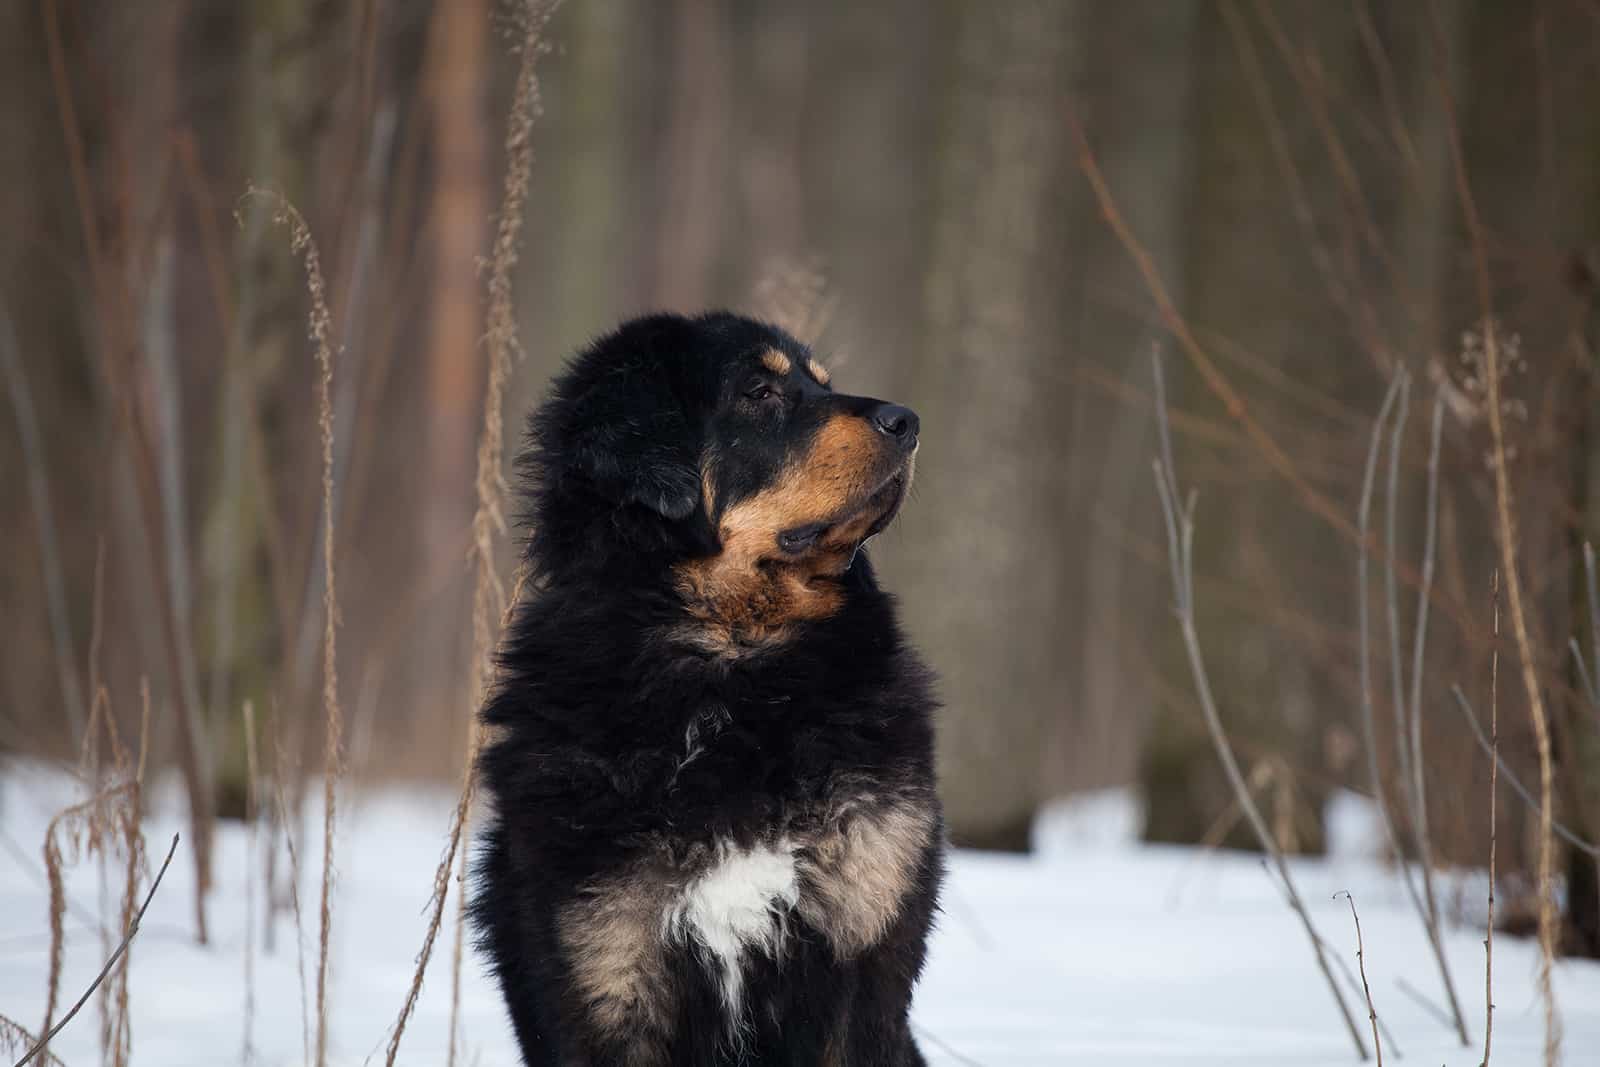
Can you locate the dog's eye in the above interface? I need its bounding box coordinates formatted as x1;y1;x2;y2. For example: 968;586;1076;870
778;522;827;554
745;383;777;402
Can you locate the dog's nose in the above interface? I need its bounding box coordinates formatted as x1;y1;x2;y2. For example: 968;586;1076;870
871;403;920;442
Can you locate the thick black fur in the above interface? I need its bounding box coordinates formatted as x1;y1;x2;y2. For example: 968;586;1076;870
471;312;944;1066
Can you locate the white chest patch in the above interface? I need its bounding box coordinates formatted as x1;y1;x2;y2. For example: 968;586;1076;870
663;838;800;1017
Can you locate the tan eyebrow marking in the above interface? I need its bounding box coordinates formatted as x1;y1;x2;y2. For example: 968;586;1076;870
805;358;830;386
760;350;792;375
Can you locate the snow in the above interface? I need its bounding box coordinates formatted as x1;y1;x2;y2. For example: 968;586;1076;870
3;764;1597;1066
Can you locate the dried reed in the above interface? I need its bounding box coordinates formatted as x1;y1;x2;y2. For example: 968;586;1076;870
1481;320;1560;1064
252;186;345;1067
386;5;559;1063
109;683;152;1067
39;687;143;1066
1434;32;1562;1049
1150;351;1369;1060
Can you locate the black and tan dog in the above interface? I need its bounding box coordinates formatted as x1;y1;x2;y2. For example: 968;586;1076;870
471;312;944;1066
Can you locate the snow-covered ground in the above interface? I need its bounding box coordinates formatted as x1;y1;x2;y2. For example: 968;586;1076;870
3;763;1597;1066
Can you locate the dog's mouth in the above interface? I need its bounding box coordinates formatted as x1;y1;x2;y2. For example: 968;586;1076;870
776;462;911;560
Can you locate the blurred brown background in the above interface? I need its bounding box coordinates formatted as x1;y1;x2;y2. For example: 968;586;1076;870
4;0;1600;948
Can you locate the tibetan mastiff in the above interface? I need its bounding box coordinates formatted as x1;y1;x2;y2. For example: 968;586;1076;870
472;312;944;1066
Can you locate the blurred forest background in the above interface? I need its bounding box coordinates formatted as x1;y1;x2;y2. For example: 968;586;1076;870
4;0;1600;960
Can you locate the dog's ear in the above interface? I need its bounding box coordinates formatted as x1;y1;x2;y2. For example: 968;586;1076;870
562;351;702;521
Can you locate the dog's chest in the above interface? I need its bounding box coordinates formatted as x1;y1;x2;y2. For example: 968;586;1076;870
664;837;801;1013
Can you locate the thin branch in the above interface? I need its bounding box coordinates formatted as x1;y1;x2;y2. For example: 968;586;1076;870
1383;373;1413;809
1580;541;1600;731
1357;370;1468;1044
15;834;180;1067
1389;383;1465;1043
1357;375;1425;908
1336;892;1383;1067
1484;570;1499;1067
1450;685;1598;856
1406;391;1445;873
1151;352;1369;1061
1077;117;1363;551
1568;638;1598;710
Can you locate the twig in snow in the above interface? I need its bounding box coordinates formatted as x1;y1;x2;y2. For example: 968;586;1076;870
1259;861;1405;1059
1483;569;1499;1067
1150;351;1369;1061
1357;369;1468;1044
15;833;179;1067
1336;892;1383;1067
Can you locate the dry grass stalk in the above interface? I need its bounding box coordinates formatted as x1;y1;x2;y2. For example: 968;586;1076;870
1336;892;1384;1067
17;833;180;1067
40;682;144;1067
252;186;345;1067
1479;320;1560;1063
108;684;152;1067
386;6;559;1063
1150;352;1369;1060
1432;39;1562;1052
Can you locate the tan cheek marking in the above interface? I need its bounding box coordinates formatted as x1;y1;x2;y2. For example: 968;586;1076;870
675;415;882;647
805;358;830;386
760;349;792;375
557;873;677;1059
795;798;937;958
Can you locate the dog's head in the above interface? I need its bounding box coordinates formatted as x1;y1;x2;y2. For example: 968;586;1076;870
531;313;918;645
